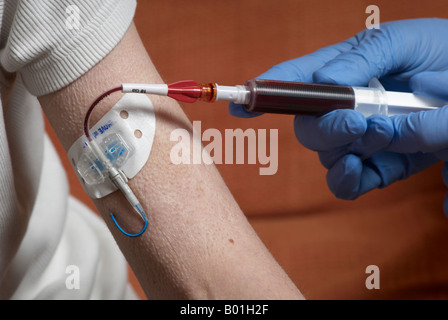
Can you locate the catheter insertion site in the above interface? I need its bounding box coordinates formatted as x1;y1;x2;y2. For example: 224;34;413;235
83;86;148;238
122;78;446;117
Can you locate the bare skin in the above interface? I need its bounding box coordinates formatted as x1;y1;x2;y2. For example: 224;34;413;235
39;22;303;300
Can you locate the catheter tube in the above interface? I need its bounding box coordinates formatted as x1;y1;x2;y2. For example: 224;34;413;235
83;86;123;141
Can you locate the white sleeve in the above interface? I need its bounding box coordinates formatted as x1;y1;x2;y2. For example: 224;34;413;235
0;0;138;299
0;0;137;96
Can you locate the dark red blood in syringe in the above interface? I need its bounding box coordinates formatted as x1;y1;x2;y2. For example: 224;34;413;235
244;79;355;116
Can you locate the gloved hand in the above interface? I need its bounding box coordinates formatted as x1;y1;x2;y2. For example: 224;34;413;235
229;18;448;216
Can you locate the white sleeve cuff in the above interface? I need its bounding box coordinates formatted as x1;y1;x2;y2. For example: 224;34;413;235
0;0;137;96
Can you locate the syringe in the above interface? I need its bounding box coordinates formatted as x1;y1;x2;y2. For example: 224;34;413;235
121;78;447;117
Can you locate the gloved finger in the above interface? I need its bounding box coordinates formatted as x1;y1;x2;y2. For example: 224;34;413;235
385;105;448;154
327;151;440;200
229;39;357;118
326;154;395;200
257;39;357;83
347;115;394;157
317;115;393;169
314;19;448;87
326;154;364;200
410;70;448;101
313;29;395;86
228;101;261;118
293;109;367;151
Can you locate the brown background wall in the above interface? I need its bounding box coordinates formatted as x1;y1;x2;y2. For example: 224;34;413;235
45;0;448;299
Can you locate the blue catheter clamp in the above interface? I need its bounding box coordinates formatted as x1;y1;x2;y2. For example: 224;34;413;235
110;204;148;237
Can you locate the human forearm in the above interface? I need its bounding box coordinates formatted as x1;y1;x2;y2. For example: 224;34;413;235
39;22;302;299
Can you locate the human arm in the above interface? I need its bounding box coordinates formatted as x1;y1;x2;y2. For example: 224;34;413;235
38;22;303;300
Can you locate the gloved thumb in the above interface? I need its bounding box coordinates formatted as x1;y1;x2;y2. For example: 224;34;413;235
386;105;448;154
313;29;394;87
410;70;448;101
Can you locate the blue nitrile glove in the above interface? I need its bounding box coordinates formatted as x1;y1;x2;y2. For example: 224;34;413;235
229;18;448;216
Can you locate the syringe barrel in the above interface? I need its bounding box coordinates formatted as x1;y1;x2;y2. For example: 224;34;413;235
243;78;355;115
